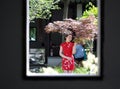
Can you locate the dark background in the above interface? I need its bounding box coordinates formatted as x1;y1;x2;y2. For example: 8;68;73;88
0;0;120;89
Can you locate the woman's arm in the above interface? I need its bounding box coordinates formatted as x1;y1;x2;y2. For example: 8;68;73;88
72;43;77;54
59;46;72;60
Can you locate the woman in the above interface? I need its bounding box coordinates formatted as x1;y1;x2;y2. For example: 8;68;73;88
59;34;76;73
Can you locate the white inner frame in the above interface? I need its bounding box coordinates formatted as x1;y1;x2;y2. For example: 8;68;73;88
26;0;101;77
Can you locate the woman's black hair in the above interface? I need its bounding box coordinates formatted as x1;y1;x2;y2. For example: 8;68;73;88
63;32;75;42
71;32;76;42
64;34;71;40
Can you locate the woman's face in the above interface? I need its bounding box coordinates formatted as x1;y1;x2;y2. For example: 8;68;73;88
66;34;72;42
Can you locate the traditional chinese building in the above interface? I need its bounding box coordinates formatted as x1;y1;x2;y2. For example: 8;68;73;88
29;0;97;67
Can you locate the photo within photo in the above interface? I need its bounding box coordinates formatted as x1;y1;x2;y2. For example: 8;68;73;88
26;0;101;77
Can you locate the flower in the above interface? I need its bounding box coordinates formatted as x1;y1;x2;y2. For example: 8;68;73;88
42;67;59;74
44;16;98;40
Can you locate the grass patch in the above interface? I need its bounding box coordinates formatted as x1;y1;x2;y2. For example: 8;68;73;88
54;66;89;74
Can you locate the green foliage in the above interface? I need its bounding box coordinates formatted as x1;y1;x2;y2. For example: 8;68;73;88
54;66;89;74
76;2;98;20
84;39;94;52
82;2;98;18
73;67;88;74
30;27;36;41
54;66;63;73
29;0;61;20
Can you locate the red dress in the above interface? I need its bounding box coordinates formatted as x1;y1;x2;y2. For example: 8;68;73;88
60;42;75;71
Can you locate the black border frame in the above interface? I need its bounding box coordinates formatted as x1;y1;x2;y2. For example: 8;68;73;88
23;0;104;80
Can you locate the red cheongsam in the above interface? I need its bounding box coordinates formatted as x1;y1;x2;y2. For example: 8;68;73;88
60;42;75;71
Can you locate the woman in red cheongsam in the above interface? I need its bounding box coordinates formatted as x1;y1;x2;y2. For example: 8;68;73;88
59;34;76;73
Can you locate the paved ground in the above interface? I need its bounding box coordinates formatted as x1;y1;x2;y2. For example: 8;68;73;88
47;57;62;67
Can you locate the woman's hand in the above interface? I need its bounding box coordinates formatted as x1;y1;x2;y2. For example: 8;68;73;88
60;46;72;60
66;57;72;60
